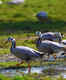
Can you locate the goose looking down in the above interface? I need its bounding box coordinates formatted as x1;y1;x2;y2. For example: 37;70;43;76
36;31;64;43
36;38;66;58
5;37;44;73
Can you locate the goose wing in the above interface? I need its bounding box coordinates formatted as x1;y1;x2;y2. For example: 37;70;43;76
11;46;40;59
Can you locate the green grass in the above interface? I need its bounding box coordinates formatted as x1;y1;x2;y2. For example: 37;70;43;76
0;74;11;80
0;0;65;33
0;59;65;68
0;74;65;80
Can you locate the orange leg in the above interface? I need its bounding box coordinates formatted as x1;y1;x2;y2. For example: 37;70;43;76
54;55;56;59
28;64;31;73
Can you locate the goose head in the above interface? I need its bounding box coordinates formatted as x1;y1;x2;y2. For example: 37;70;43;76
35;31;41;37
5;37;16;48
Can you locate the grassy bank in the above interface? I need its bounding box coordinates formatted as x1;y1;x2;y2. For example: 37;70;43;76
0;74;65;80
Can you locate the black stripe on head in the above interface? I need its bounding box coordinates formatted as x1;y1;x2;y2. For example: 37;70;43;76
8;37;13;41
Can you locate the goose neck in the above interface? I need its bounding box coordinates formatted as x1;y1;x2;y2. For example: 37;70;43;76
11;40;16;49
36;38;41;47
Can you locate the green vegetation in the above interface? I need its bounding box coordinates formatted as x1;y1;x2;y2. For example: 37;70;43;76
0;0;66;33
0;0;66;79
0;74;10;80
0;74;65;80
0;60;65;68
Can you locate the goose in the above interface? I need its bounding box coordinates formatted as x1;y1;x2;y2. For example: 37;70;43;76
36;31;64;43
36;38;66;58
5;37;44;73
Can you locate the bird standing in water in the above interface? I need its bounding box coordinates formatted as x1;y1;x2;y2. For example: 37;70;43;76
36;38;66;58
5;37;43;73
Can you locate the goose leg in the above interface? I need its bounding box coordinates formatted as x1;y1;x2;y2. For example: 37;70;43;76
28;63;31;73
54;55;56;59
53;54;57;59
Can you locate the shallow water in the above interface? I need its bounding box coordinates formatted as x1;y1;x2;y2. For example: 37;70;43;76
0;54;66;78
0;66;66;78
0;67;45;77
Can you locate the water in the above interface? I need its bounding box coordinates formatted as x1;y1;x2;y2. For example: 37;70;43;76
0;66;66;78
0;54;66;78
0;67;45;77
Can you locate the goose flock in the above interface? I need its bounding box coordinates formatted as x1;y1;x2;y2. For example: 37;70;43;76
5;31;66;72
35;31;66;57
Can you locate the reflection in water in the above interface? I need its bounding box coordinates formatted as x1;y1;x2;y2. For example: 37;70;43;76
0;67;45;77
0;66;66;78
